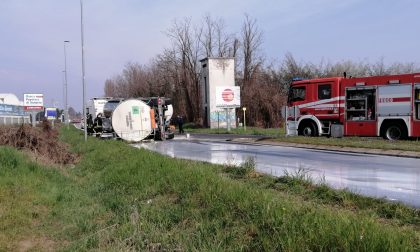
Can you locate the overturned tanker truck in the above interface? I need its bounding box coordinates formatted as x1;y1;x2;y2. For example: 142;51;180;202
87;97;174;142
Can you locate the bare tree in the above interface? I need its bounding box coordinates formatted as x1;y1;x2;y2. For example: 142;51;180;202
166;18;203;122
201;15;215;57
214;17;234;57
68;106;77;118
104;79;117;97
241;14;263;85
201;15;237;58
122;62;150;97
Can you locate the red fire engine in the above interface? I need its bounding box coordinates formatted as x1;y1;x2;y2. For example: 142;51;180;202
286;73;420;140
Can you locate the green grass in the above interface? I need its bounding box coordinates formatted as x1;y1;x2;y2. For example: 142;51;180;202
224;166;419;227
0;147;108;251
0;127;418;251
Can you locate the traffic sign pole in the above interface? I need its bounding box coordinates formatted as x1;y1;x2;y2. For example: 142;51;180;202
226;108;231;132
242;107;246;131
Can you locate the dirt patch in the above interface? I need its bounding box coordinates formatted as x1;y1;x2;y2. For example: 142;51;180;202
17;237;55;252
0;121;78;165
17;239;33;252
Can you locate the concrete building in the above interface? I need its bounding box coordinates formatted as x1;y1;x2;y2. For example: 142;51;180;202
0;93;23;106
0;93;29;125
200;57;238;129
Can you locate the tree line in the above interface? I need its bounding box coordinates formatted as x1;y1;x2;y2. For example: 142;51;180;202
103;15;419;128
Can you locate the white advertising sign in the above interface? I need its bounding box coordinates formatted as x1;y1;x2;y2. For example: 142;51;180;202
215;86;240;108
24;93;44;111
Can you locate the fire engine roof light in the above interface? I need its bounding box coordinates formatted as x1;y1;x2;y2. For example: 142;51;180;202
292;77;304;81
355;82;365;86
388;80;400;84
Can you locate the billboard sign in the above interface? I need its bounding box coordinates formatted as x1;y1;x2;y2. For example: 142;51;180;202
0;104;25;116
45;107;57;120
216;86;240;108
24;94;44;111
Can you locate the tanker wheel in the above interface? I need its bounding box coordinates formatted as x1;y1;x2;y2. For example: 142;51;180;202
383;123;407;141
166;132;175;140
298;122;318;137
154;133;162;141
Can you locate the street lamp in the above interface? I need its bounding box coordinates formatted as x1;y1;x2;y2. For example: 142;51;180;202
242;107;247;131
64;40;70;128
80;0;87;141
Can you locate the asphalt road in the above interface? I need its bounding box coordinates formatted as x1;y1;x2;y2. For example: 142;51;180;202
134;135;420;208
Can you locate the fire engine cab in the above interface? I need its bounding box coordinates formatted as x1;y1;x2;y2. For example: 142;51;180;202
286;73;420;140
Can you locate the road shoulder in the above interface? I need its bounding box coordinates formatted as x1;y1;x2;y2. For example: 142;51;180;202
230;137;420;159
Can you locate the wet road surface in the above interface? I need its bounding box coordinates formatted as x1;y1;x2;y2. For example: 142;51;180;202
133;137;420;207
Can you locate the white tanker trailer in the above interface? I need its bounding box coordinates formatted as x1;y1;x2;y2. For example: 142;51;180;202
89;97;174;142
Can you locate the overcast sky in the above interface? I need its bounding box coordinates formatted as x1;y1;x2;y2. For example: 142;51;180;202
1;0;419;111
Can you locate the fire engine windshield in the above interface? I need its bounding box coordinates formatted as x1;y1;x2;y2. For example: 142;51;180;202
288;86;306;102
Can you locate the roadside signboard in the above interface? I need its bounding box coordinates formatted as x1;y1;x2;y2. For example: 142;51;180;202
45;107;57;120
215;86;240;108
0;104;25;116
24;94;44;111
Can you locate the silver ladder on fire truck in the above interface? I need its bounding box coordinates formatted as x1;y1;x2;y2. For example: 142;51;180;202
285;73;420;140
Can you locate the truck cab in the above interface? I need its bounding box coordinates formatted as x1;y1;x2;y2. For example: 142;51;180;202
287;77;342;136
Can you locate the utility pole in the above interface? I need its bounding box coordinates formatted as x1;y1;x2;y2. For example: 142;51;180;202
80;0;87;141
64;40;70;128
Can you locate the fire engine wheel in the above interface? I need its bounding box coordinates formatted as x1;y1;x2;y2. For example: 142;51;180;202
383;124;407;141
298;122;318;137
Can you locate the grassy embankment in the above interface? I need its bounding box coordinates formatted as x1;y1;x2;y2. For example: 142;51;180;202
0;126;419;251
186;126;420;152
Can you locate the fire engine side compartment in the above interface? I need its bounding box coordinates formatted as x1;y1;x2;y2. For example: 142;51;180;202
343;86;377;136
343;73;418;138
377;84;412;136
